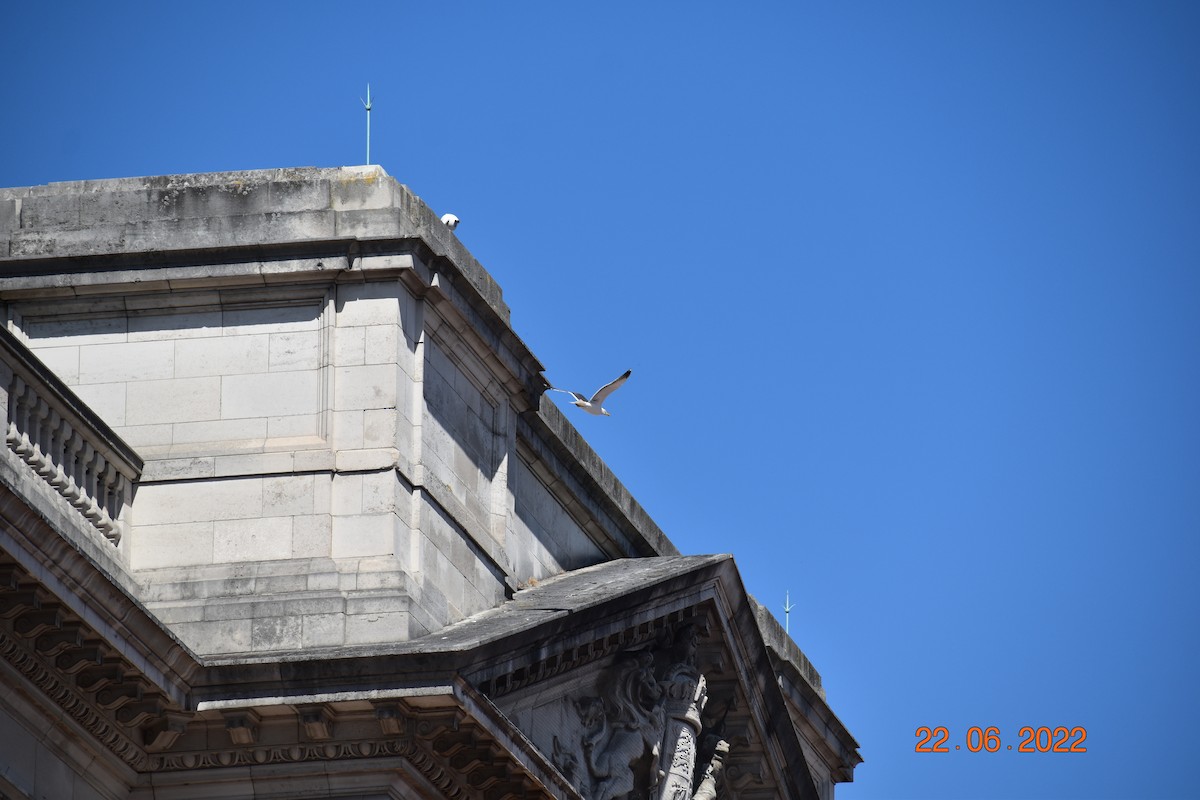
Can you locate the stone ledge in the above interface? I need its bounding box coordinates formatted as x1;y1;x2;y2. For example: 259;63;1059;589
0;167;510;326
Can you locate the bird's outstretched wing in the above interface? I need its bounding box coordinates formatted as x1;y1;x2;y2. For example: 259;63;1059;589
590;369;632;404
546;386;590;403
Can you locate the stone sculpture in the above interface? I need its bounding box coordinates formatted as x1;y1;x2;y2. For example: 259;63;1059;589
551;626;731;800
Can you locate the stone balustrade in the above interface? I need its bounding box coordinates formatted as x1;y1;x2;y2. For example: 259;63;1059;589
0;326;142;545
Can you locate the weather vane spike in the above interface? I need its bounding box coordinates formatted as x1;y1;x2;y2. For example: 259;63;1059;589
360;84;373;165
784;590;795;635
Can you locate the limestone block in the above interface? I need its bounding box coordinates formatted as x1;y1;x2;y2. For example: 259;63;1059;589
336;282;402;326
333;326;366;366
134;478;263;525
213;516;293;562
363;408;398;449
172;619;252;654
0;198;18;232
78;340;175;384
302;613;346;648
345;594;409;616
67;381;127;428
305;574;338;595
334;364;397;410
128;309;222;341
214;451;296;478
22;192;79;227
331;513;395;558
222;370;320;419
141;457;216;481
254;574;308;595
335;208;405;239
345;610;409;645
266;413;321;441
312;472;333;514
29;344;79;383
364;324;400;365
445;527;480;585
268;330;321;371
24;314;127;347
174;334;269;377
294;449;335;474
224;303;320;335
423;543;467;615
331;474;364;515
77;187;152;226
332;409;365;450
171;417;267;446
126;376;221;426
112;422;174;448
268;178;331;213
354;564;406;590
146;603;205;624
293;515;332;558
262;474;316;516
329;171;395;211
199;597;257;621
334;448;398;472
130;521;214;570
251;615;303;651
361;470;398;514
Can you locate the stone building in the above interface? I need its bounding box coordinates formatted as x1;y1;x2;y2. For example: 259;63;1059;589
0;168;860;799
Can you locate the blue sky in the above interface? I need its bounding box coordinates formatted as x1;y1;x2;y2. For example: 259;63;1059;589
4;2;1199;798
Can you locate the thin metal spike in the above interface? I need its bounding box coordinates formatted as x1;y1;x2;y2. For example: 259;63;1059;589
360;84;373;165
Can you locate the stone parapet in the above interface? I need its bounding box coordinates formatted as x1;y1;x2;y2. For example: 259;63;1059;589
0;325;141;545
0;166;509;325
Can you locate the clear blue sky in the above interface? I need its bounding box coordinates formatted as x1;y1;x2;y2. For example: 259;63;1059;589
4;3;1199;798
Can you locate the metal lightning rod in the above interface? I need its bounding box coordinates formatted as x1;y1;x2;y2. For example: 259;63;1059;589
361;84;373;165
784;591;795;636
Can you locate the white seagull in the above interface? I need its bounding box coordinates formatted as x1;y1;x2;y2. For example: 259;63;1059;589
440;213;460;230
547;369;631;416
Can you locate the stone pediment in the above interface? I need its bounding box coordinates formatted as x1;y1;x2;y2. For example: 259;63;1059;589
454;556;824;800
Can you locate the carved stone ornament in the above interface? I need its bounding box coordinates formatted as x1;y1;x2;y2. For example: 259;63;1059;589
550;624;732;800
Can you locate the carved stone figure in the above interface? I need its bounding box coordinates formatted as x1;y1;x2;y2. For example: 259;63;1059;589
556;628;734;800
552;735;580;786
579;651;666;800
691;739;730;800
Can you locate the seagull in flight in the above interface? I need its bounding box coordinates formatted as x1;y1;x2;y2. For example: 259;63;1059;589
547;369;631;416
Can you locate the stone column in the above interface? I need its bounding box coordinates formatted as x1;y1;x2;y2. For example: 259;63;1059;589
657;664;707;800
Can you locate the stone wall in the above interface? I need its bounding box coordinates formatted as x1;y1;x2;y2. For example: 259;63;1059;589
0;165;675;654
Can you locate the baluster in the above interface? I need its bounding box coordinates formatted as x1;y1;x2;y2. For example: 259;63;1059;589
61;432;84;502
25;397;50;468
48;418;72;489
13;382;35;457
96;461;118;532
71;442;95;512
35;410;62;479
83;451;106;523
5;376;23;447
